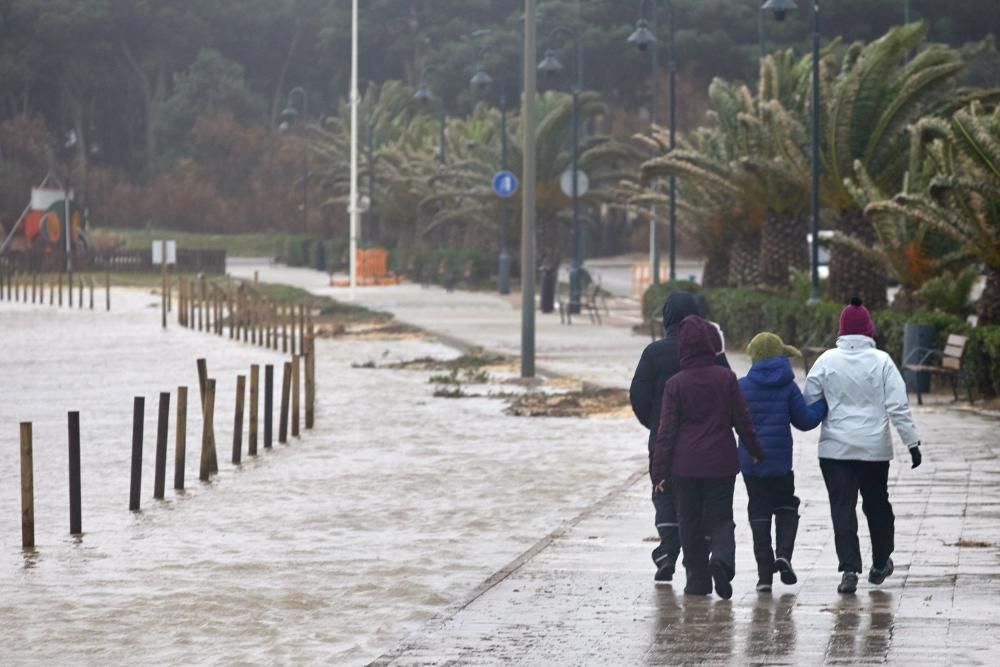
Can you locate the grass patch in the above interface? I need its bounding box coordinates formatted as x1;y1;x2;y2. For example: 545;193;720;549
94;227;304;257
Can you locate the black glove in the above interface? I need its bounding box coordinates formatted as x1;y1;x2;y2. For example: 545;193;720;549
909;444;922;469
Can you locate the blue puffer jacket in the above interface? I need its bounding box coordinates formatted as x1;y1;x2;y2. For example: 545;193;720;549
737;356;827;477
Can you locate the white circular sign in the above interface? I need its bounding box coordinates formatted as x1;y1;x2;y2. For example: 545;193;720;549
560;169;589;198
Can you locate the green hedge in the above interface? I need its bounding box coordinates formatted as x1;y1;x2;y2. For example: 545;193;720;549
643;281;997;397
387;248;500;289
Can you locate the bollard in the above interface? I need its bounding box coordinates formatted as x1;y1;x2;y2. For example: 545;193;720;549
291;354;301;437
232;375;246;465
105;273;111;311
199;379;216;482
153;391;170;499
305;335;315;429
68;411;82;535
278;361;291;443
175;386;188;490
196;358;219;474
249;365;259;456
129;397;145;511
20;422;35;548
264;364;274;449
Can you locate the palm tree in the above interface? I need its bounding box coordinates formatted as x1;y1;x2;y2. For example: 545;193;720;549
822;23;974;309
866;102;1000;324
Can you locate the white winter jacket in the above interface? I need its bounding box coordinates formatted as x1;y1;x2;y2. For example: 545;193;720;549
804;335;920;461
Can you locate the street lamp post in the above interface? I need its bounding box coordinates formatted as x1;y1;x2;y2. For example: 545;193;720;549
628;0;677;284
522;0;538;378
538;26;584;313
763;0;821;304
280;87;310;236
471;49;514;295
413;78;447;166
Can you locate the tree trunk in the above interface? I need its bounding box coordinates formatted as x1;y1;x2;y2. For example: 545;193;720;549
759;211;808;290
702;253;730;288
728;232;761;287
979;266;1000;326
829;209;888;310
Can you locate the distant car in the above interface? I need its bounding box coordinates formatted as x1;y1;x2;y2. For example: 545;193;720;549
806;231;833;280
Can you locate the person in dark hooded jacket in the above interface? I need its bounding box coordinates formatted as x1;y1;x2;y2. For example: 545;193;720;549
630;292;730;583
652;315;764;599
737;332;827;593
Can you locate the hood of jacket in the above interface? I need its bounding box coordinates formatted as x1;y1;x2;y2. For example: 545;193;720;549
679;315;721;369
662;291;700;331
836;335;877;352
746;355;795;388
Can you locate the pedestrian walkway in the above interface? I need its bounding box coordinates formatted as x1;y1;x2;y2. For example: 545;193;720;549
228;261;1000;665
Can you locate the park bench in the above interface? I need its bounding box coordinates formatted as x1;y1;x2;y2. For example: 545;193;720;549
558;275;608;325
902;333;973;405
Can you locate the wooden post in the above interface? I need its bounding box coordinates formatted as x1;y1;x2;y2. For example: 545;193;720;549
78;277;83;309
282;306;289;353
58;272;63;306
299;304;306;354
264;364;274;449
105;272;111;311
175;386;188;490
290;306;297;356
242;289;249;343
232;375;246;464
129;397;144;512
249;365;259;456
153;392;170;499
199;379;216;482
291;354;301;437
31;271;36;303
68;411;82;535
89;276;94;310
228;284;235;339
305;334;315;429
278;361;291;444
250;296;257;345
20;422;35;548
196;358;219;474
50;276;55;305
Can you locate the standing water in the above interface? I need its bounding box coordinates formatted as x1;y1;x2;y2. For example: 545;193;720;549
0;289;645;664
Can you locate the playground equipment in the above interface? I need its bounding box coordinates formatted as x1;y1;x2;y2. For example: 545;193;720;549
0;175;88;271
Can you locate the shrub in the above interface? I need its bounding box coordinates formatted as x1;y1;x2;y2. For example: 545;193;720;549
966;326;1000;398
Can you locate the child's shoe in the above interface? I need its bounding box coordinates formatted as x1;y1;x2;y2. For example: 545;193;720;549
773;557;798;585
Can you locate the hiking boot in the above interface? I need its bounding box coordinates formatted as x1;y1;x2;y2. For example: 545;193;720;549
773;557;798;585
654;563;675;584
868;558;894;585
710;562;733;600
837;572;859;594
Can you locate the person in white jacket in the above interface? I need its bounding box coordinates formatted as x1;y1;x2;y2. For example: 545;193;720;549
804;298;922;595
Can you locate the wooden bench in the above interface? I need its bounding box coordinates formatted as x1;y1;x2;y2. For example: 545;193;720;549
902;333;974;405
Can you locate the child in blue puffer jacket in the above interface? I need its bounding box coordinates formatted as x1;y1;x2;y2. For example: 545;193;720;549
738;332;827;592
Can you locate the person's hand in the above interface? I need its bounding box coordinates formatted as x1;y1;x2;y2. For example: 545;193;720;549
655;480;666;493
910;444;922;469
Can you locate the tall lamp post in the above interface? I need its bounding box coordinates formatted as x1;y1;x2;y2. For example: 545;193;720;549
413;74;447;166
763;0;821;304
538;25;584;313
522;0;538;378
628;0;677;284
280;87;310;236
471;48;514;295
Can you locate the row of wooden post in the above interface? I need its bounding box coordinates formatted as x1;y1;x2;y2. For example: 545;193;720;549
175;276;312;357
17;346;318;546
0;271;110;311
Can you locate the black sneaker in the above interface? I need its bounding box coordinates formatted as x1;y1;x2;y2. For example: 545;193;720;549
710;562;733;600
868;558;894;585
756;580;773;593
654;563;675;584
837;572;859;594
773;557;798;585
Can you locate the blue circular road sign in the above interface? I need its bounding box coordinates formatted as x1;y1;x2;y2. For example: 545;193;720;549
492;170;519;198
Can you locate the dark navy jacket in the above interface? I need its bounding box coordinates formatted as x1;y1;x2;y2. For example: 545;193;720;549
737;356;827;477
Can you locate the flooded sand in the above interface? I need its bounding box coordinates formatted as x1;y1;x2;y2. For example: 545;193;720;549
0;291;645;665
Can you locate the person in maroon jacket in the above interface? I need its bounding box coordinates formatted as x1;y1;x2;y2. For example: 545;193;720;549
653;315;765;599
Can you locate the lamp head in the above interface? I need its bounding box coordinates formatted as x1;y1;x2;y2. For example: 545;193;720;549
279;105;298;128
413;82;433;103
627;19;656;52
470;69;493;95
761;0;798;22
537;49;563;77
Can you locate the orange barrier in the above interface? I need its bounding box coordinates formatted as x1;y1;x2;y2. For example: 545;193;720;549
630;261;670;298
330;247;404;287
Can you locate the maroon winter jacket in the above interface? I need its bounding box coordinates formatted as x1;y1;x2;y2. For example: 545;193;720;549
652;316;764;481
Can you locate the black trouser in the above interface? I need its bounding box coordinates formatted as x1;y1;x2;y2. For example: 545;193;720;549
652;485;681;571
743;472;800;578
819;458;894;573
672;475;736;592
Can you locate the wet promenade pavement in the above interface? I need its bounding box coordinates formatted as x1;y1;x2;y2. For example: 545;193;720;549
231;262;1000;665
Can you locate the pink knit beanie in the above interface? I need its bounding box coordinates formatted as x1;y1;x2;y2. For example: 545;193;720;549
838;297;875;338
